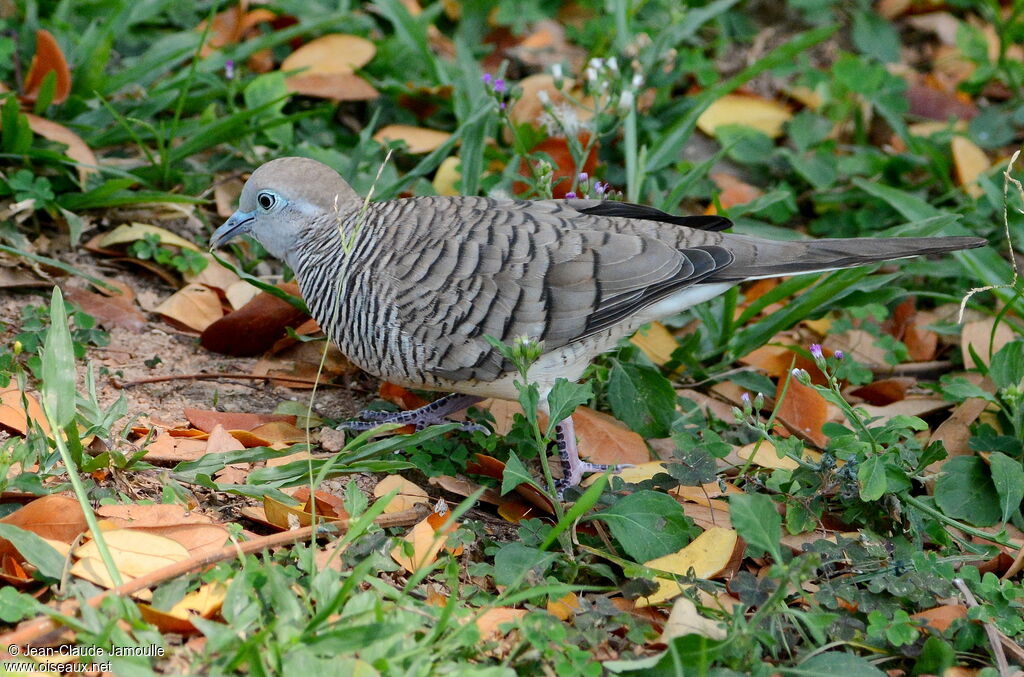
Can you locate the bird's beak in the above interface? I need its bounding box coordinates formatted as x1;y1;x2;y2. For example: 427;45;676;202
210;210;255;249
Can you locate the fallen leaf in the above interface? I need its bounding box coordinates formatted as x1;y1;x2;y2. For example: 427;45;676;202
281;34;376;76
98;222;201;252
660;596;727;641
775;379;829;447
74;529;190;578
284;72;380;101
184;408;297;433
951;135;990;198
696;93;792;139
571;406;650;466
64;284;146;332
907;82;978;122
185;252;240;292
25;114;97;184
475;608;527;641
22;29;71;105
139;581;227;634
546;592;580;621
0;495;87;565
433;156;462;196
201;282;308;356
507;74;591;131
96;504;214;528
961;317;1015;368
373;124;452;154
639;527;739;607
225;280;261;310
911;604;968;634
735;439;822;471
927;375;994;470
850;378;912;406
373;476;430;513
706;173;764;213
390;512;452;573
155;283;224;333
0;388;52;437
629;321;679;366
140;432;209;464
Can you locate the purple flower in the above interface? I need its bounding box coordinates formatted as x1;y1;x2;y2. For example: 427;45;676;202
834;350;844;361
594;181;607;196
578;172;589;182
224;59;235;81
741;392;751;403
482;73;493;86
493;78;506;94
499;101;507;110
810;343;823;359
565;191;577;199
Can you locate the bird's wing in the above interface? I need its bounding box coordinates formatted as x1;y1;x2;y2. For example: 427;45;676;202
379;197;733;382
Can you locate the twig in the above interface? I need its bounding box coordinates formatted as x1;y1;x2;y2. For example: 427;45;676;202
0;503;430;653
952;578;1010;676
112;372;343;389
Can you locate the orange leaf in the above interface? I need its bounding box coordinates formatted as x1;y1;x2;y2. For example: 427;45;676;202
184;408;297;433
201;282;308;356
373;124;452;154
775;379;829;447
0;387;52;438
0;495;87;565
25;114;97;183
154;283;224;333
911;604;968;634
23;30;71;105
706;173;764;214
696;93;791;139
475;608;527;641
571;406;650;466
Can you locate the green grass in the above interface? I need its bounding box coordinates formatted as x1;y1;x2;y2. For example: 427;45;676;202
0;0;1022;675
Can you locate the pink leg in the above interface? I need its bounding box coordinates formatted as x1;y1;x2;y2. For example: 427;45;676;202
553;416;630;496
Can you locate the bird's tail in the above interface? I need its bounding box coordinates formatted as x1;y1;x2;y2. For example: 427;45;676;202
709;235;987;282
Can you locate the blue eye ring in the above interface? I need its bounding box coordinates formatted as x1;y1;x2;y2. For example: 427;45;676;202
256;191;277;211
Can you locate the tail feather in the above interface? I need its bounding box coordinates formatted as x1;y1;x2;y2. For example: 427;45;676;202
709;235;987;282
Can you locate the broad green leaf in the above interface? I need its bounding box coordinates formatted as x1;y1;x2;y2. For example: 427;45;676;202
501;451;539;496
592;490;692;562
607;361;676;438
790;651;886;676
0;524;65;580
935;456;1001;527
989;452;1024;524
41;287;76;428
493;543;558;587
729;493;782;562
545;379;592;437
858;456;888;501
988;340;1024;390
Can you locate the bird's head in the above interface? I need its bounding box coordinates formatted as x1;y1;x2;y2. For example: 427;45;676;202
210;157;361;263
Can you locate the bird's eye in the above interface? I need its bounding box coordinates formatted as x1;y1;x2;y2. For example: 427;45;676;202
256;192;277;211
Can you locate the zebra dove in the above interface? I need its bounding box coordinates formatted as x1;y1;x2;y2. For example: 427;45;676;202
210;156;986;492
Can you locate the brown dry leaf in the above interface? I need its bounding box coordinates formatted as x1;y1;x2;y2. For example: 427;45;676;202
738;343;797;379
907;83;978;122
140;432;209;463
285;72;379;101
64;284;146;332
263;492;345;530
433;156;462;196
225;280;261;310
428;475;505;507
184;408;297;433
850;378;911;406
825;329;889;368
373;476;430;513
25;113;96;184
374;124;452;154
638;527;739;607
0;387;52;437
155;283;224;333
706;172;764;214
206;424;245;454
74;529;190;578
249;421;307;445
629;321;679;366
961;317;1015;368
281;34;379;101
281;34;376;75
672;481;744;508
0;495;86;564
380;382;430;410
22;29;71;105
775;379;829;447
185;252;241;292
951;135;990;198
675;389;736;423
928;375;994;469
660;597;727;641
582;461;669;487
213;174;244;218
201;282;308;356
475;608;527;641
572;406;650;466
96;503;214;528
911;604;968;634
696;93;792;139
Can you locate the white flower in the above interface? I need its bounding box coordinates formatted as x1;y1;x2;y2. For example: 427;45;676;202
618;89;635;110
537;90;551;105
551;63;563;79
607;57;618;72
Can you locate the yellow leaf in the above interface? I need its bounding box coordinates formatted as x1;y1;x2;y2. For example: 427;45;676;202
154;283;224;333
374;475;430;513
629;321;679;366
951;135;990;198
390;516;447;574
546;592;580;621
373;124;452;154
639;527;737;607
582;461;667;487
735;439;821;471
475;607;527;640
98;222;201;251
433;156;462;196
696;94;792;139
